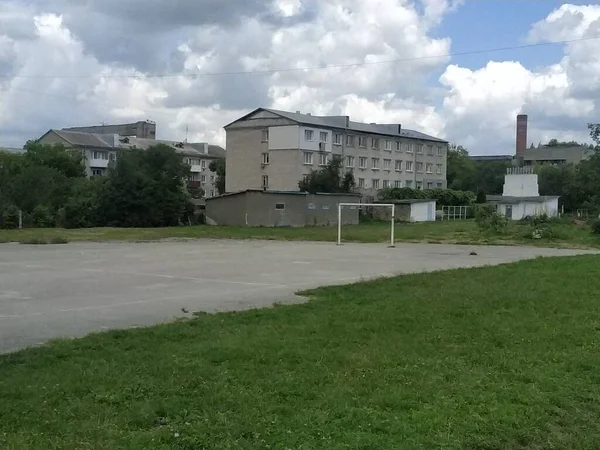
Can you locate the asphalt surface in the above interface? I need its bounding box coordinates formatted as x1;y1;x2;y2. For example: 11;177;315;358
0;240;594;353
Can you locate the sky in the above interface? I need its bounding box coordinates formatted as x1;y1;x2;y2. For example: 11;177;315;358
0;0;599;155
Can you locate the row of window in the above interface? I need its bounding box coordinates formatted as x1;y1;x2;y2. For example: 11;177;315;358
348;157;442;174
190;174;216;183
186;158;208;169
92;151;116;161
357;179;443;190
261;129;445;155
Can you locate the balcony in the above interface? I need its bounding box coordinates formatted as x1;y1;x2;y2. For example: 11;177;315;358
188;181;202;188
190;164;203;173
90;159;109;168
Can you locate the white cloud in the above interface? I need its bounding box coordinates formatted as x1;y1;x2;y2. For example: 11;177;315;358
0;1;599;156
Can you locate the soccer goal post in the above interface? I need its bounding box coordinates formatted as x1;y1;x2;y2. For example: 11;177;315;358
338;203;396;247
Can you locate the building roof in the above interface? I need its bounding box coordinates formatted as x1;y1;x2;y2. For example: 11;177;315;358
486;195;560;204
469;155;514;162
228;107;447;143
522;146;594;161
39;130;225;158
46;130;118;148
376;199;436;205
207;189;361;200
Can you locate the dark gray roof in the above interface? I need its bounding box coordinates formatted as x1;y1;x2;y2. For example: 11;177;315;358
469;155;514;162
486;195;560;204
190;143;226;158
376;199;436;205
233;108;447;143
47;130;117;148
208;189;360;200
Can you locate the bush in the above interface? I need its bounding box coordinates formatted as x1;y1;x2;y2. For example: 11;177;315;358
475;205;508;234
592;219;600;236
1;205;20;229
32;205;55;228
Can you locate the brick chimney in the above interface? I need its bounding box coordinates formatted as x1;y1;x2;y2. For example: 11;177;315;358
516;114;528;166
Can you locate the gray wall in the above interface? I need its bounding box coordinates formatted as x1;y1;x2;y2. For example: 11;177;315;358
206;192;359;227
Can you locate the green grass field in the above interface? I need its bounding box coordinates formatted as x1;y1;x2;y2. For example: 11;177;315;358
0;219;598;248
2;256;600;449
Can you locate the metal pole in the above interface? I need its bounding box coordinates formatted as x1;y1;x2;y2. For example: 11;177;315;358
337;204;342;246
390;204;395;248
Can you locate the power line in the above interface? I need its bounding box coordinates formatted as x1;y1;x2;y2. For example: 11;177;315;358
2;36;599;80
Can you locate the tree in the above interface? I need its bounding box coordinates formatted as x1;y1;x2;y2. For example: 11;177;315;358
98;144;193;227
23;141;86;179
298;156;355;193
446;144;476;191
209;159;226;195
589;123;600;147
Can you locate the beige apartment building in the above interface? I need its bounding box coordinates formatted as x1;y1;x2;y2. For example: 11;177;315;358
224;108;448;196
37;129;225;198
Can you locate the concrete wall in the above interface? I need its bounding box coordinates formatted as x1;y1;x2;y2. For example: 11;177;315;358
503;174;539;197
371;201;436;222
497;199;559;220
410;201;436;222
225;127;265;193
206;192;359;227
268;150;307;192
269;125;300;150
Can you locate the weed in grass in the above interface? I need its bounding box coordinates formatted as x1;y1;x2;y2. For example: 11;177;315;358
20;237;49;245
49;236;69;245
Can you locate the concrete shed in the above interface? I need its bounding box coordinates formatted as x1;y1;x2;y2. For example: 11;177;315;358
374;199;437;222
206;190;360;227
486;196;559;221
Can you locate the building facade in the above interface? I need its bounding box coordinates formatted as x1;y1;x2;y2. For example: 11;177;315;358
224;108;448;196
37;130;225;198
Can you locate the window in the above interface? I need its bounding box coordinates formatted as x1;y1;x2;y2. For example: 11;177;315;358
396;141;401;151
304;152;313;165
91;168;104;177
371;158;380;170
394;180;403;188
262;130;269;142
395;160;402;172
210;190;215;197
359;157;367;169
437;182;443;188
371;138;379;149
346;156;355;168
201;160;207;170
406;143;413;153
427;145;434;155
320;131;328;143
319;153;328;166
405;180;413;188
406;161;413;172
347;135;355;146
358;136;367;148
109;153;116;162
385;140;392;151
261;152;270;165
437;146;444;156
416;181;423;190
383;159;391;170
426;163;433;174
275;203;285;210
262;175;269;188
372;179;380;189
334;133;342;145
210;175;215;183
416;162;424;173
383;180;390;189
427;182;434;189
358;178;365;188
436;164;443;175
93;151;108;160
305;129;314;141
201;175;206;182
416;144;423;154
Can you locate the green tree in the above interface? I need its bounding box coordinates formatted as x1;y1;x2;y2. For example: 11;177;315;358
446;144;476;191
298;156;355;193
23;141;86;179
588;123;600;146
208;159;226;195
98;144;193;227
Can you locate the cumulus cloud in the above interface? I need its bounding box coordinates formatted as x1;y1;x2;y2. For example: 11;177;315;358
0;1;599;155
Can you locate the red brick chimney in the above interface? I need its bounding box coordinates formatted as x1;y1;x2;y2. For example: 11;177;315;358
516;114;528;166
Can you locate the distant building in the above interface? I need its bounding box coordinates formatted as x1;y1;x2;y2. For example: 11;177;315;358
469;155;513;163
63;121;157;139
36;130;225;198
224;108;448;196
0;147;24;155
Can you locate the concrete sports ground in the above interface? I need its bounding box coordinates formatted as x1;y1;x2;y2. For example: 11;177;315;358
0;240;593;353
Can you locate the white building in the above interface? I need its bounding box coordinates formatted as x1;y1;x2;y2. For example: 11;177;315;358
487;167;559;220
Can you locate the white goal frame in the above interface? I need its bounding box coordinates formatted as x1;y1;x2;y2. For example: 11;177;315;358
338;203;396;247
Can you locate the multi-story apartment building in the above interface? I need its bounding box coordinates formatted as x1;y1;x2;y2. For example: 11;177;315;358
224;108;448;196
37;129;225;198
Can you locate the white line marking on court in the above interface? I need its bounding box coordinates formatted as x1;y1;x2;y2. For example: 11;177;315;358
80;268;287;288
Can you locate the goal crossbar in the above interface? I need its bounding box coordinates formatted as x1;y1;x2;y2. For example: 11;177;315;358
338;203;395;247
